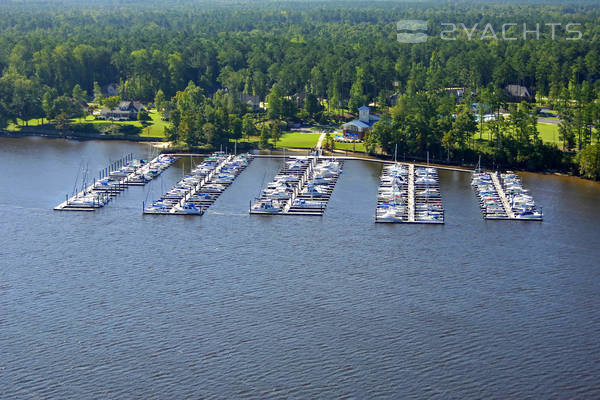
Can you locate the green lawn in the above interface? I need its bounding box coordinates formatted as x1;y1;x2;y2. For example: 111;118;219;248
272;132;321;148
231;131;320;149
7;111;168;139
474;121;598;147
473;121;561;145
333;141;366;153
537;123;561;145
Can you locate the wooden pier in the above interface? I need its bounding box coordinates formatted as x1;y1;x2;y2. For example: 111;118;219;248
54;153;176;211
143;153;253;215
250;156;343;216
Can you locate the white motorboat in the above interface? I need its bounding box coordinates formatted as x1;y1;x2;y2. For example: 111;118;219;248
172;202;203;215
263;189;290;199
377;205;406;222
251;200;281;214
312;175;331;185
415;176;436;184
292;199;326;208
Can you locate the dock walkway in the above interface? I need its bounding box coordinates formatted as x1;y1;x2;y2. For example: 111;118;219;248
376;162;444;224
250;156;342;216
490;172;515;219
144;153;252;215
471;171;542;221
55;153;176;211
407;164;415;222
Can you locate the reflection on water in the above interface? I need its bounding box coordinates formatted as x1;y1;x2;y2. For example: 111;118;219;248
1;137;599;398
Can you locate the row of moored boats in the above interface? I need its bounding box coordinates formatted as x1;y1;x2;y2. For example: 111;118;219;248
376;163;444;223
55;154;176;210
250;156;343;215
143;152;252;215
471;170;542;220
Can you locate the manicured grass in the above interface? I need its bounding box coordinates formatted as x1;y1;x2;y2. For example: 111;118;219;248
537;123;561;145
272;132;320;149
230;131;320;149
333;141;366;153
7;111;168;139
473;121;562;145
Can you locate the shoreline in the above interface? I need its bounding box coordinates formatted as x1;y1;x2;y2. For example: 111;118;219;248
0;129;588;180
0;129;163;142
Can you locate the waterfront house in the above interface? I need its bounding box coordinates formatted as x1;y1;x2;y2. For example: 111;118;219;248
505;84;534;102
99;101;145;121
342;106;380;140
240;93;261;112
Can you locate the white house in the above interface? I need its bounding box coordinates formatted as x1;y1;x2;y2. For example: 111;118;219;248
342;106;380;139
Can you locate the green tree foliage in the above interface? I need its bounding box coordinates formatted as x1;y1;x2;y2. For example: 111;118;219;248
348;67;366;113
230;115;243;143
304;93;321;119
266;84;283;120
242;114;257;139
137;109;150;121
72;84;87;103
577;144;600;180
154;89;166;115
259;124;270;149
0;1;597;173
102;96;120;109
93;81;103;103
271;120;281;148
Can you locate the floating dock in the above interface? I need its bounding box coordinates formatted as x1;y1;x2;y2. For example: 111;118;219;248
471;171;542;221
375;163;444;224
250;156;343;216
54;154;177;211
143;152;253;215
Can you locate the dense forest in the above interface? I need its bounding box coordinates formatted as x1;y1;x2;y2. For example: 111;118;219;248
0;0;599;177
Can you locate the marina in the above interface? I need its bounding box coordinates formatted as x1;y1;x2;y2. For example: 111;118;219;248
471;170;543;221
250;156;343;216
3;137;599;400
376;162;444;224
143;152;252;215
54;153;176;211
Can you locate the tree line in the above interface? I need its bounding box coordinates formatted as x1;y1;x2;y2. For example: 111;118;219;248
0;0;599;177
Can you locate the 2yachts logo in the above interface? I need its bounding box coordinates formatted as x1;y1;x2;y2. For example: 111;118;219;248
397;20;583;43
396;20;428;43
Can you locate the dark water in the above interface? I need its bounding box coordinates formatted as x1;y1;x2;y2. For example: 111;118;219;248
1;137;600;399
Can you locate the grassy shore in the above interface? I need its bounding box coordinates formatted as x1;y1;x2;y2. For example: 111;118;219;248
8;111;168;138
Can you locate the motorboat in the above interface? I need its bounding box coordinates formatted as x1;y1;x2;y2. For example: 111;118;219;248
263;189;290;199
417;188;439;196
144;201;170;213
200;184;226;193
312;175;331;185
251;200;282;214
292;199;326;208
189;193;213;201
172;202;203;215
302;184;327;197
68;194;106;207
514;208;543;219
377;204;406;222
273;174;298;183
415;176;436;184
416;211;443;222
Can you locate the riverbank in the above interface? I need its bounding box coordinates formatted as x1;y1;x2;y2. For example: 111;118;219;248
0;129;163;142
0;130;590;180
